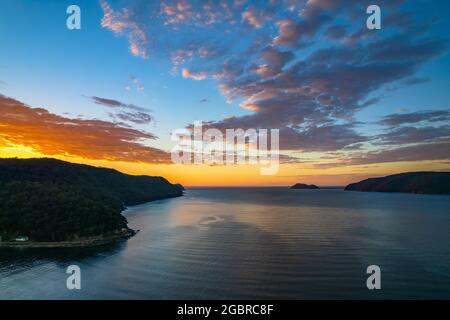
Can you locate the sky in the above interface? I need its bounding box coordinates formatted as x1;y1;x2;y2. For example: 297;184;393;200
0;0;449;186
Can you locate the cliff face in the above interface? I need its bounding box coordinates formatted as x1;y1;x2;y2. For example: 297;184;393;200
345;172;450;195
290;183;320;190
0;158;183;242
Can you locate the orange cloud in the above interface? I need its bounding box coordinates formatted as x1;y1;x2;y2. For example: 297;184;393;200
182;68;207;80
0;95;170;163
242;10;262;28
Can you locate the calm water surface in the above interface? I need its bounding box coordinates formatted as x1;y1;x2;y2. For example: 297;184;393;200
1;188;450;299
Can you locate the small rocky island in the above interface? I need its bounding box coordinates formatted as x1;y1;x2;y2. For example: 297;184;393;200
0;158;184;247
345;172;450;195
290;183;320;190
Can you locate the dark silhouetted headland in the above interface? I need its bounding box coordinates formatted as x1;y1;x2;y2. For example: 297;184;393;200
345;172;450;195
174;183;186;191
290;183;320;190
0;158;183;246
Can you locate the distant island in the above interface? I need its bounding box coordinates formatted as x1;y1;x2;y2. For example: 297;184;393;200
0;158;184;247
290;183;320;190
345;172;450;195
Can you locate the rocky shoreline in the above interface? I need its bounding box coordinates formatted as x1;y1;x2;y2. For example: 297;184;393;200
0;229;137;248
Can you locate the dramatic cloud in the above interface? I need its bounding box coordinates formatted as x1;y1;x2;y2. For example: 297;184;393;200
182;68;207;81
255;46;295;78
88;96;149;112
376;126;450;145
160;0;239;27
242;7;271;28
198;2;446;155
373;110;450;147
100;0;149;58
88;96;154;125
279;124;366;151
274;14;330;47
98;0;449;166
346;140;450;166
112;111;154;125
378;110;450;126
0;95;169;163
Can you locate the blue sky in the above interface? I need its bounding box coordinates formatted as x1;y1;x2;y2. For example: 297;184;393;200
0;0;449;184
0;0;250;150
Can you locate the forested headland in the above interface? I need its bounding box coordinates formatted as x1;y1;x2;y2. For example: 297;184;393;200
0;158;183;243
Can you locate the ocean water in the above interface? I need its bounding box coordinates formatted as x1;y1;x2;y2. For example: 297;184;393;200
1;187;450;299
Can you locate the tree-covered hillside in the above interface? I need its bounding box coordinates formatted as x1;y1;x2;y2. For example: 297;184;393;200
0;158;183;242
345;172;450;195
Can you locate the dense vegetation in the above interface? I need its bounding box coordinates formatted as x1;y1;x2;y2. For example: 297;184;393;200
0;158;183;242
345;172;450;195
